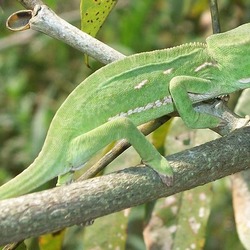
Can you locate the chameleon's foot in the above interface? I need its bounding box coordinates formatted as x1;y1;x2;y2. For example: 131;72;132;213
57;171;74;186
144;156;174;187
158;172;174;187
217;119;227;128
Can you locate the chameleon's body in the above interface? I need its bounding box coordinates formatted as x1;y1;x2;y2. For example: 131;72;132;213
1;23;250;199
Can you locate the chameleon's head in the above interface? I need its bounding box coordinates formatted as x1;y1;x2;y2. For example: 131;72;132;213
206;23;250;58
206;23;250;90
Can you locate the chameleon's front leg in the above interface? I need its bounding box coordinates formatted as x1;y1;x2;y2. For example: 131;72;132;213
169;76;222;129
66;117;174;186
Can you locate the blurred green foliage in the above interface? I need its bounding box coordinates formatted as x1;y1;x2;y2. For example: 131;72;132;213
0;0;250;249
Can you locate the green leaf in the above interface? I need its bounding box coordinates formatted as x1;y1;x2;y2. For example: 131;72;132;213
83;210;128;249
152;120;172;155
232;171;250;250
80;0;117;65
233;89;250;250
80;0;117;37
235;89;250;116
172;185;213;249
39;230;66;250
143;194;181;249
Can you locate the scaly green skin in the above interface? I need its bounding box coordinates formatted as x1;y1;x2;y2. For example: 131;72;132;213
1;23;250;199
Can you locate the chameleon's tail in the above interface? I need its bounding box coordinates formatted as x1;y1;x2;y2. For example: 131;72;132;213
0;152;61;200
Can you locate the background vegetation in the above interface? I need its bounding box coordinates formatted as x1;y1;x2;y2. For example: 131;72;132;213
0;0;250;249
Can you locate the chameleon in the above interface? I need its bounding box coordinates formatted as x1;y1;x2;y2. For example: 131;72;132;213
1;23;250;199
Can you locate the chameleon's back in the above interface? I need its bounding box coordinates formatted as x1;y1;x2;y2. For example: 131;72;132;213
50;43;211;137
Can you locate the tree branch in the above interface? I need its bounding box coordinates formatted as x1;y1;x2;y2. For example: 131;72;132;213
0;126;249;245
0;9;80;51
17;0;44;9
7;5;125;64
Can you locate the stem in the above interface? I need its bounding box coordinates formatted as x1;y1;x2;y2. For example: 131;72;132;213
209;0;221;34
7;5;125;64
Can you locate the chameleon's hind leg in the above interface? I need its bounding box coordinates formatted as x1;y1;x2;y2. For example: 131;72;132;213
68;117;173;186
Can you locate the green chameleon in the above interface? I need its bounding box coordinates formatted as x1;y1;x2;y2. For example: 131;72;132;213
1;23;250;199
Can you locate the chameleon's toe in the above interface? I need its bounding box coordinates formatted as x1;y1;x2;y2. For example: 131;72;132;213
158;172;174;187
144;156;174;187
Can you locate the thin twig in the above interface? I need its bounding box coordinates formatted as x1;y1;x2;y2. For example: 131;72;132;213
209;0;221;33
18;0;43;9
0;9;80;51
7;5;125;64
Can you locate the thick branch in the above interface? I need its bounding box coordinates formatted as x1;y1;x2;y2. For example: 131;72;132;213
0;126;250;245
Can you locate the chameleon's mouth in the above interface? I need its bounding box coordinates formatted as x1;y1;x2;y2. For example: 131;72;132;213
217;95;230;102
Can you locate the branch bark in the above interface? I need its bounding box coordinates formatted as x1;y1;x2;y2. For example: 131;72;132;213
18;0;45;9
0;126;250;245
7;5;125;64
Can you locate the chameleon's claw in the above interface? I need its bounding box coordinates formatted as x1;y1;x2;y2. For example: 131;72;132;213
143;156;174;187
217;119;227;127
158;173;174;187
